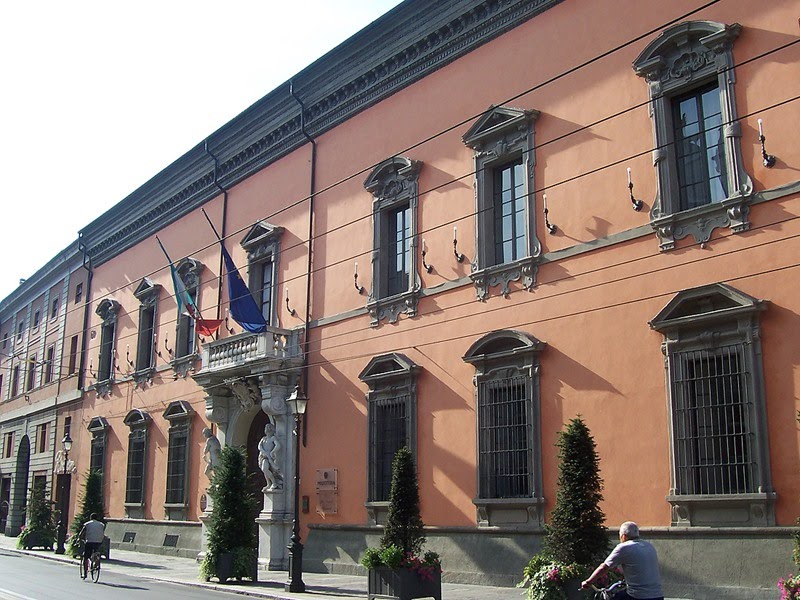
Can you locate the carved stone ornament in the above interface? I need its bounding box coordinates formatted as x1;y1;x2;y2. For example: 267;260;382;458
225;377;261;411
470;257;538;301
368;290;420;326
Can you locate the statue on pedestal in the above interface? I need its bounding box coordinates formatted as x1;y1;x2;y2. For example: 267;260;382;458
258;421;283;491
202;428;222;479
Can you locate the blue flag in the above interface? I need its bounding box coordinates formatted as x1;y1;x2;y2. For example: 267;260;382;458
220;244;268;333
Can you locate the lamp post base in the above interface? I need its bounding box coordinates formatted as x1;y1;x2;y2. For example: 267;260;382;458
284;538;305;593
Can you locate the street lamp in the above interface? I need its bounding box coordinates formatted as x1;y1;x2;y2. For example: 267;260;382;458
55;433;73;554
285;386;307;593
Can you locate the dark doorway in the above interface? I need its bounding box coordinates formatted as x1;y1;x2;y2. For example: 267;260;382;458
0;477;11;532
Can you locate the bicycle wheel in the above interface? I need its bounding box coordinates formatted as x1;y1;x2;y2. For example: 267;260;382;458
90;554;100;583
79;556;87;580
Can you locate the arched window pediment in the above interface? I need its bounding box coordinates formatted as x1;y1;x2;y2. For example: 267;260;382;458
463;329;545;364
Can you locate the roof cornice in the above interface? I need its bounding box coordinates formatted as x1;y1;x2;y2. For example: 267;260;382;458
80;0;562;265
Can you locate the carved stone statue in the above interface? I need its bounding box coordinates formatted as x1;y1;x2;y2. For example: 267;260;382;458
202;427;222;479
258;421;283;491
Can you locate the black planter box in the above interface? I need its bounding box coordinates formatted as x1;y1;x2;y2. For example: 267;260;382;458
212;551;258;583
368;566;442;600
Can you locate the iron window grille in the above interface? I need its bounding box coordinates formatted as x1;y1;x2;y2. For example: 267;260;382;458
126;429;147;504
370;394;409;502
166;424;189;505
650;283;774;526
670;345;753;496
87;416;110;493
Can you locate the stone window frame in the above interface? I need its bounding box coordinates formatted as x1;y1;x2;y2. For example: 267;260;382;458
94;299;121;396
241;221;284;328
172;257;205;378
44;344;55;385
358;353;418;525
650;283;774;526
633;21;753;251
123;409;151;516
463;329;545;528
87;416;109;493
364;156;423;326
163;400;194;519
463;106;542;301
133;278;160;383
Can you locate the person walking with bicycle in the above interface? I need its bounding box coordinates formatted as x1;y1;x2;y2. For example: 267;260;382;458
581;521;664;600
79;513;105;579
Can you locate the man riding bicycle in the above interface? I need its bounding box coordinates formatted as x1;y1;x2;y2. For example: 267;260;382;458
581;521;664;600
79;513;106;575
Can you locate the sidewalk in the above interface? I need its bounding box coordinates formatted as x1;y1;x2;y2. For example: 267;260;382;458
0;534;521;600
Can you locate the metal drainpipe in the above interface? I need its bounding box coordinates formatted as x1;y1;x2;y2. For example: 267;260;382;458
77;233;93;392
205;141;229;324
289;80;316;447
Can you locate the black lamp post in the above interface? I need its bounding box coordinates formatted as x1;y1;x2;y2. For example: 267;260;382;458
285;386;308;593
55;433;73;554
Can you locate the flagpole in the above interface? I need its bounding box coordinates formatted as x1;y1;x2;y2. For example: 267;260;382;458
200;209;223;242
155;236;174;264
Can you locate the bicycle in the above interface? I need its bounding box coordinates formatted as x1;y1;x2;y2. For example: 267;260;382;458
80;549;101;583
590;580;626;599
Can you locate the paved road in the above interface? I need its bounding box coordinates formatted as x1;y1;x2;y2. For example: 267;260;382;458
0;549;247;600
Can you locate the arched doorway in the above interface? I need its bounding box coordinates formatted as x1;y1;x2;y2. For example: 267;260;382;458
7;435;30;536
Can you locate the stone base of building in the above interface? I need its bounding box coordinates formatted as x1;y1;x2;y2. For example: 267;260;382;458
106;518;202;560
305;524;798;599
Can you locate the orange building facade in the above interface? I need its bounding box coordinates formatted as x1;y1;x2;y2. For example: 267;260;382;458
3;1;799;597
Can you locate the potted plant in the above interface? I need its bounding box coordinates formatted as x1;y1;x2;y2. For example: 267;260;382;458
778;522;800;600
66;469;109;559
17;479;57;550
519;417;611;600
362;446;442;600
200;445;258;583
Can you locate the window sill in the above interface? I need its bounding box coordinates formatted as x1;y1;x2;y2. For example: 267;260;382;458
132;367;155;385
366;289;420;326
170;353;199;379
364;501;390;526
469;256;539;301
651;193;751;251
667;492;776;527
473;496;545;528
89;378;114;397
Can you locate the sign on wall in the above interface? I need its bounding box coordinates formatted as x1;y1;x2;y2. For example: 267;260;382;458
315;468;338;516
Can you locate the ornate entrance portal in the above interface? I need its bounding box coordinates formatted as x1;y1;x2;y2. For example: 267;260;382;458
193;326;302;571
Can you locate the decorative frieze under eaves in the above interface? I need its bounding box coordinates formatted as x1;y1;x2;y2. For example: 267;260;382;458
81;0;562;266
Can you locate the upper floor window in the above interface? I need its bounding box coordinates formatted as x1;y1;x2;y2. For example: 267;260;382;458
67;335;79;376
172;258;204;375
2;332;7;349
163;400;193;518
133;278;160;381
44;345;55;385
50;298;59;320
35;422;48;454
241;222;283;327
11;365;20;397
123;409;151;512
463;329;545;528
650;283;774;527
26;355;37;392
463;106;541;301
94;299;121;393
16;321;24;343
359;353;418;523
32;310;40;332
364;156;422;326
74;283;83;304
87;416;110;493
3;432;13;458
633;21;752;251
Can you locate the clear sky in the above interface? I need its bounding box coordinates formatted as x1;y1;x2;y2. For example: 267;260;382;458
0;0;403;301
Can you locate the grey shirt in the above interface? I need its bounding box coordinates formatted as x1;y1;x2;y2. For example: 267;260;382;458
604;539;663;599
82;520;106;544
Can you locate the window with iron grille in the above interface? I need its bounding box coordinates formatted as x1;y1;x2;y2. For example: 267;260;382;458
633;21;752;251
126;429;146;504
370;395;409;502
166;424;189;505
163;400;193;510
651;283;774;527
463;106;541;301
463;330;545;528
359;353;417;521
478;376;532;499
364;157;422;326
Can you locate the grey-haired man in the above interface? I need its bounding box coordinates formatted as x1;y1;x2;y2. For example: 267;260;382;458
581;521;664;600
